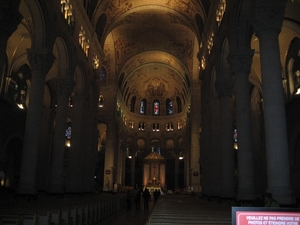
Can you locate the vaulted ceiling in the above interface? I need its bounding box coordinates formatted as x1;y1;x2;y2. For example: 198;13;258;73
96;0;207;103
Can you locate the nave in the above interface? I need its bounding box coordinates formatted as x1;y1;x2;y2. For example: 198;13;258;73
0;190;233;225
99;194;233;225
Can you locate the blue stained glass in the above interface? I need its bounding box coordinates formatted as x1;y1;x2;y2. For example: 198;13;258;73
100;69;106;82
168;101;173;114
140;101;145;114
66;126;72;139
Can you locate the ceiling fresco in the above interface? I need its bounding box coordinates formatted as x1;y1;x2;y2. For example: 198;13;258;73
97;0;205;102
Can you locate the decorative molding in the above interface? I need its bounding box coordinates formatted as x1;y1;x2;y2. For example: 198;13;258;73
227;50;254;74
27;49;55;75
252;3;286;37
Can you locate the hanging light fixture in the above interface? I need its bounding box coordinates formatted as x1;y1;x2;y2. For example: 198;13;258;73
179;151;184;160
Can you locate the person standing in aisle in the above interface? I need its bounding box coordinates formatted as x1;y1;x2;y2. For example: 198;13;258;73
142;188;151;210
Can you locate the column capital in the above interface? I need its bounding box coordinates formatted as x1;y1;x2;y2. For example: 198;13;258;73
53;76;75;96
27;49;55;75
251;1;287;37
215;78;235;98
227;49;254;74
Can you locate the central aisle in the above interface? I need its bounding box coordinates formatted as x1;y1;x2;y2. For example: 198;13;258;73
97;196;155;225
148;195;233;225
98;194;233;225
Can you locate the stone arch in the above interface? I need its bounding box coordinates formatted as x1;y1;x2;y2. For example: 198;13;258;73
95;13;107;46
177;137;184;151
136;138;147;157
165;139;175;150
49;36;71;79
227;0;253;50
285;37;300;97
195;13;204;41
23;0;47;48
150;139;162;154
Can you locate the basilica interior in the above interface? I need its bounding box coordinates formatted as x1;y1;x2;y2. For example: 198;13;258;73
1;0;300;206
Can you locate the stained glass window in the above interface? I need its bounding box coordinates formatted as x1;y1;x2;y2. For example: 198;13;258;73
100;68;106;82
66;126;72;139
233;129;237;142
153;100;159;115
166;99;173;115
140;99;147;115
130;96;136;112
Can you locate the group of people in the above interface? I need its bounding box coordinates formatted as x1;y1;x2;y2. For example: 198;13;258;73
126;188;161;210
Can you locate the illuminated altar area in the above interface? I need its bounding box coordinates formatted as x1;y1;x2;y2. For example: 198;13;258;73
143;151;165;192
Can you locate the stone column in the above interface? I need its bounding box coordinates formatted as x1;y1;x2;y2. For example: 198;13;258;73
201;95;221;196
18;49;55;194
103;126;115;191
199;92;213;195
190;86;201;188
36;108;54;191
131;151;136;187
252;1;293;204
175;156;179;188
228;50;255;200
122;152;126;186
83;107;98;193
0;2;23;94
49;77;75;193
215;78;235;198
66;95;85;193
116;140;125;186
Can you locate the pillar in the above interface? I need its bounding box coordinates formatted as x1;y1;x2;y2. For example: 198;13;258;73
131;151;136;187
49;77;75;193
36;108;53;191
18;49;55;194
215;78;235;198
190;86;201;188
252;0;293;204
83;106;98;193
201;88;221;196
116;140;125;186
175;157;179;188
228;50;255;200
66;95;85;193
103;126;115;191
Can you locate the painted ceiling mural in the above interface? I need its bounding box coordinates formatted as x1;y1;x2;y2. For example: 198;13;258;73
97;0;205;102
